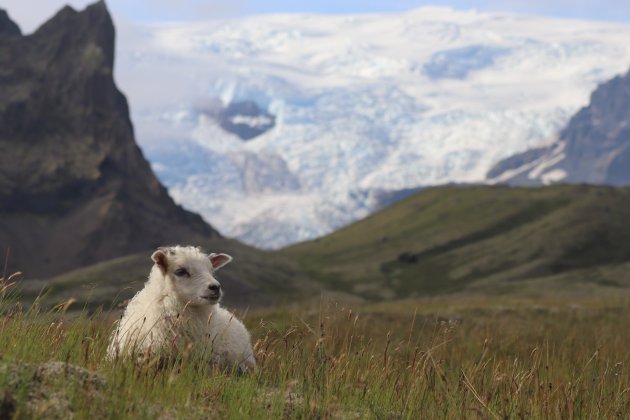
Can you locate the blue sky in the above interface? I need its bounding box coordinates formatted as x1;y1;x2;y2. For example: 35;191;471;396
3;0;630;33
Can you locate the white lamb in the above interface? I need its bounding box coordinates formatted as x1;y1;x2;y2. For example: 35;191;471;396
107;245;256;373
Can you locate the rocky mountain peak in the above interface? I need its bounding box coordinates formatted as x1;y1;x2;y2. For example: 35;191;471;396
0;1;221;278
36;1;114;69
0;9;21;36
488;67;630;186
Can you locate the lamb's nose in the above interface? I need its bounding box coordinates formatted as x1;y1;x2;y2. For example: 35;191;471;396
208;284;221;292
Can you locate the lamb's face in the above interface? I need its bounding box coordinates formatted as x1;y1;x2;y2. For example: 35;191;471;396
151;246;233;307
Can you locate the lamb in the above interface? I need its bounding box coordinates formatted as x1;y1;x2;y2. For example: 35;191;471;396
107;245;256;373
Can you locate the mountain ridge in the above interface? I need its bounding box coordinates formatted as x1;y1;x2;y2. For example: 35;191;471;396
0;9;20;36
488;67;630;185
0;3;220;275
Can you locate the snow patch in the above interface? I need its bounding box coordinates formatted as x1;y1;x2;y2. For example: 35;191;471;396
528;142;567;179
541;169;567;184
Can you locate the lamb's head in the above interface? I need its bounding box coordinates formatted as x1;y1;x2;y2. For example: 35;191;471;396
150;245;232;306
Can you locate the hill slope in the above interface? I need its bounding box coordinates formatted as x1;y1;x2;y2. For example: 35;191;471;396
21;240;314;309
283;185;630;299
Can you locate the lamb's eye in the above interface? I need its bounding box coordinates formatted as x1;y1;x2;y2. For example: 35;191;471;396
173;268;189;277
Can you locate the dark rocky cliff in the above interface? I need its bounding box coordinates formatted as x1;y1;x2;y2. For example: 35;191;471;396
0;9;20;36
488;68;630;186
0;2;221;278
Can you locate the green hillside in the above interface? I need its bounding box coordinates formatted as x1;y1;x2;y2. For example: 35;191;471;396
282;185;630;299
19;238;317;310
24;184;630;309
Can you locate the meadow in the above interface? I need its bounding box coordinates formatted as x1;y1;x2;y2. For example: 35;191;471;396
0;273;628;419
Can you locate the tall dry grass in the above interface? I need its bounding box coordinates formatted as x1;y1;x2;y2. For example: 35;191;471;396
0;277;628;418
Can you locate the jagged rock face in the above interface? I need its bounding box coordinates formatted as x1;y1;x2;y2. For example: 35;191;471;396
196;100;275;140
488;68;630;186
0;2;220;278
0;9;20;36
218;101;275;141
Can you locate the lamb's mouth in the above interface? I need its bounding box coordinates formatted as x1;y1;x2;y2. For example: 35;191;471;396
200;295;220;302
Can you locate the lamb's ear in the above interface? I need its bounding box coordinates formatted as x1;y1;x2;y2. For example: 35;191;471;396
151;249;168;273
209;253;232;270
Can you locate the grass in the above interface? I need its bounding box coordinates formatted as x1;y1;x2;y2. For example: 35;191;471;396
283;185;630;299
27;185;630;310
0;273;628;418
3;185;630;417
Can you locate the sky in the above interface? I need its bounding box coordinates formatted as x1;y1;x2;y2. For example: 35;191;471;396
2;0;630;34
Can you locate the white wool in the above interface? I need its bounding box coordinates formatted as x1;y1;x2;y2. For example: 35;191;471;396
107;246;256;373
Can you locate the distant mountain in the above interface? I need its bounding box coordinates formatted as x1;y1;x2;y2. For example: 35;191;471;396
0;9;20;36
0;2;225;279
488;68;630;185
283;185;630;299
113;8;630;248
0;2;317;307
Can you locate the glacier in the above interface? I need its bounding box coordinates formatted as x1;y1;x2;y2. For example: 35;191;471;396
112;7;630;248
